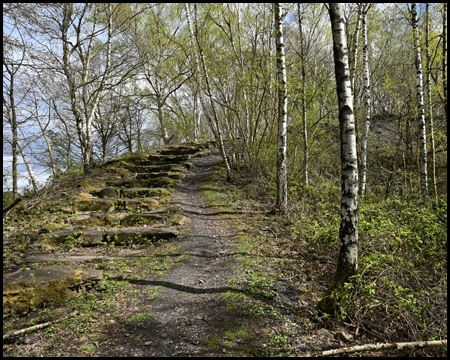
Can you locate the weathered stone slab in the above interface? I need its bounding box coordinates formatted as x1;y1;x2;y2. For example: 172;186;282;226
79;178;107;192
121;188;171;199
159;146;199;155
20;250;144;264
106;179;141;189
146;154;192;163
132;177;176;188
3;266;103;310
37;229;106;247
120;197;160;211
106;227;179;244
120;213;163;226
192;149;211;158
74;198;117;212
72;212;124;226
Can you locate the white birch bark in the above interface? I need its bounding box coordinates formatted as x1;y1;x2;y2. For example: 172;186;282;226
411;3;429;198
274;3;287;213
350;5;362;95
425;3;438;204
318;4;359;314
360;4;371;197
16;139;38;191
297;4;309;185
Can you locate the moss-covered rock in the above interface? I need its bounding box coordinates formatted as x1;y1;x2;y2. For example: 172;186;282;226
74;198;117;212
95;187;120;199
106;227;179;244
72;212;124;227
120;213;163;226
120;198;159;211
3;266;103;311
121;188;171;199
79;178;107;192
36;229;106;247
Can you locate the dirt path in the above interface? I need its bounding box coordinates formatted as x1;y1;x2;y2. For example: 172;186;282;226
95;148;249;356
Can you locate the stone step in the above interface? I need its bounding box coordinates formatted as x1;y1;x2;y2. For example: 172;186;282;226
72;212;125;226
120;197;160;211
19;250;145;264
74;197;117;212
129;177;177;188
136;172;185;180
36;226;179;247
146;154;193;163
120;187;171;199
107;227;179;244
159;147;202;155
120;213;163;226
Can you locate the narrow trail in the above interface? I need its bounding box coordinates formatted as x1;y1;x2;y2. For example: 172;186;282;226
97;148;249;357
135;148;243;356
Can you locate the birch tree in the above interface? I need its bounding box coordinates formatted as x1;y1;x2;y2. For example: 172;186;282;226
317;3;359;314
297;4;308;185
410;3;429;198
425;3;438;204
274;3;287;213
359;4;372;197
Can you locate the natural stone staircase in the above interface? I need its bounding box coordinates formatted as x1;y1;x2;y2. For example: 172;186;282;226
3;141;216;310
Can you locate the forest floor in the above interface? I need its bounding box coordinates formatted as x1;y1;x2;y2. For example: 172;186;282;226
3;147;444;357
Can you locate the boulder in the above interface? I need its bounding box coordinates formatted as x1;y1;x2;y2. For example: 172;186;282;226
3;265;103;310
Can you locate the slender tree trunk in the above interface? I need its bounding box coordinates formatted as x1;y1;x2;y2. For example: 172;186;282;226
36;101;56;179
185;3;232;181
425;3;438;204
274;3;288;213
411;3;429;199
360;5;371;197
16;139;38;192
298;4;308;185
318;3;359;314
350;5;362;95
443;3;447;120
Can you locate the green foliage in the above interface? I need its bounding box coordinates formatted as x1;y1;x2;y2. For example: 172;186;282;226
335;196;447;342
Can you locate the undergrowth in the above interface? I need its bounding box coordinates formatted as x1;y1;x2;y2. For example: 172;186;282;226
218;162;447;357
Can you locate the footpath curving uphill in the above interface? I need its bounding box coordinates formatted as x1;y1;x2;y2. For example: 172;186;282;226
3;141;216;311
